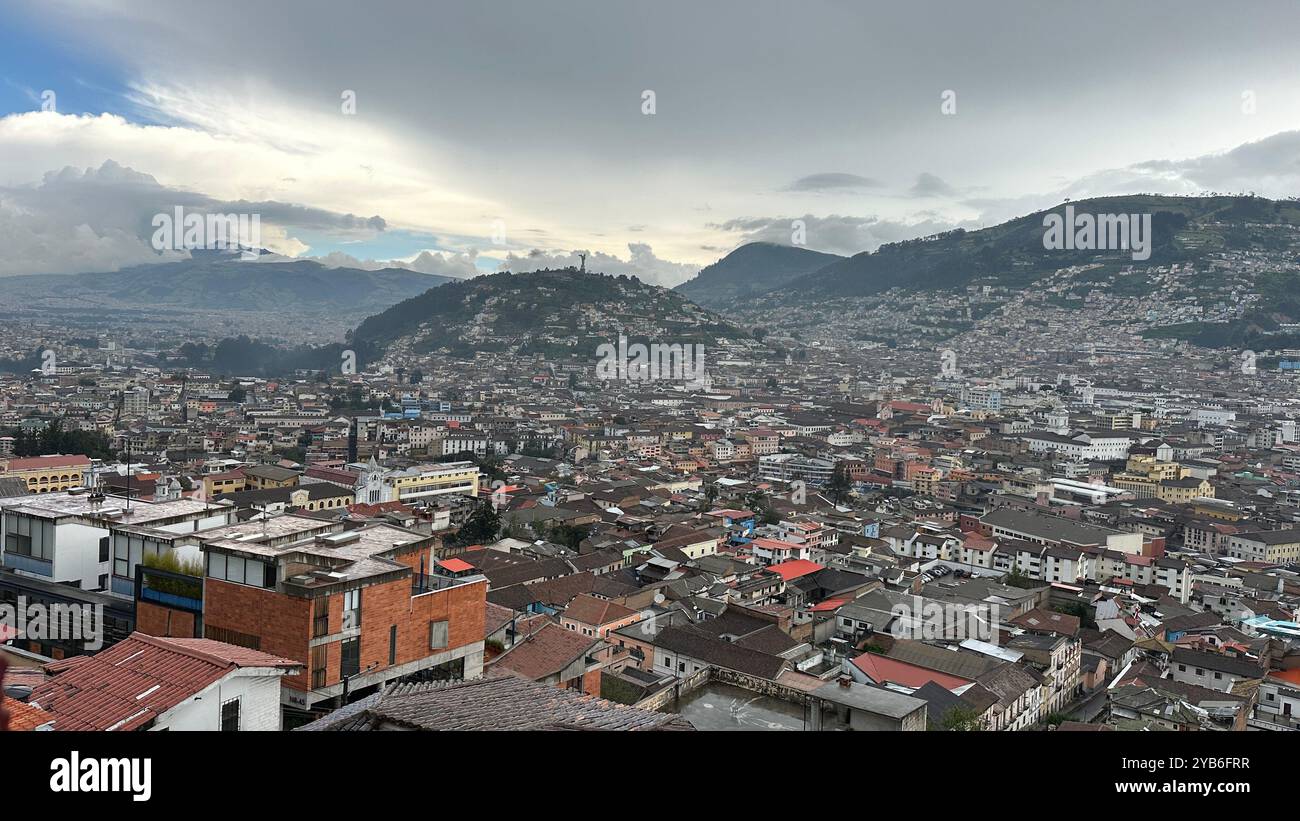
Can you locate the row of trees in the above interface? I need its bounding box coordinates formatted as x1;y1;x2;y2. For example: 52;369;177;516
3;421;115;460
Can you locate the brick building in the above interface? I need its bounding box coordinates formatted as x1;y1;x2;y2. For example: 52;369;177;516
199;522;487;719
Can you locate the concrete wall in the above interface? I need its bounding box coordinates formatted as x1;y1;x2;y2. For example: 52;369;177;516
155;670;286;731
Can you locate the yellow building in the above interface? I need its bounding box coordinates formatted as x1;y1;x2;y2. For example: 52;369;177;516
387;462;481;502
0;454;90;494
1156;477;1214;504
1191;499;1241;522
242;464;301;490
1125;455;1184;481
1111;473;1158;499
203;471;248;498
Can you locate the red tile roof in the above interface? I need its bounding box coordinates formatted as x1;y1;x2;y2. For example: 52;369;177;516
3;454;91;471
5;699;54;730
28;633;300;731
348;501;412;516
807;598;848;613
562;593;637;627
765;559;824;581
706;509;755;519
490;622;600;681
438;558;476;573
1269;668;1300;686
852;652;972;690
750;537;802;552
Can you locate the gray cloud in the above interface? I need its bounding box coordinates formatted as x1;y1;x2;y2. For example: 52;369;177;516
785;173;883;192
0;160;389;275
1074;130;1300;197
710;213;962;257
6;1;1300;276
13;0;1300;270
908;172;956;198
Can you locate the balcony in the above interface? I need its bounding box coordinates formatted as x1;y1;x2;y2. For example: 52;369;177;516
411;571;486;597
1;552;53;577
411;572;459;596
135;564;203;612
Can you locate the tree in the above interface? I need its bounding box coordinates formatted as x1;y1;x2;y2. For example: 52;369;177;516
1040;711;1072;728
702;482;719;509
6;420;114;460
1052;601;1096;630
546;522;590;549
454;498;500;546
826;464;852;504
931;704;984;731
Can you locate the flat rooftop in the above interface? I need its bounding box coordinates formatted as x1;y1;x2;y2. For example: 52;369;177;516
195;514;337;544
810;680;927;719
982;507;1123;545
0;491;229;524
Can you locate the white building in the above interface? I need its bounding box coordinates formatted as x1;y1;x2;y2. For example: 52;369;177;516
1;491;234;591
1021;430;1133;461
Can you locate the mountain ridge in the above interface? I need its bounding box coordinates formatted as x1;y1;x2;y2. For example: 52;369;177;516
0;257;458;316
673;242;843;309
351;268;752;359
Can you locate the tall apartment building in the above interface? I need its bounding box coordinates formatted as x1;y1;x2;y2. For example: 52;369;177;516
199;522;487;717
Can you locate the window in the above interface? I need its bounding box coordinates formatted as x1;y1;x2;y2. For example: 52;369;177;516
311;644;327;689
389;625;398;665
206;552;271;588
220;697;241;732
313;597;329;638
342;589;361;629
98;537;110;563
429;620;448;649
340;638;360;679
5;515;51;560
113;538;130;577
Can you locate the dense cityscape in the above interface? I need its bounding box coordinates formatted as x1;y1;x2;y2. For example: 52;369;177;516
2;249;1299;737
1;0;1295;805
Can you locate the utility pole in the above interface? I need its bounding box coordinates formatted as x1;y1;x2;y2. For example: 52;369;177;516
124;438;131;511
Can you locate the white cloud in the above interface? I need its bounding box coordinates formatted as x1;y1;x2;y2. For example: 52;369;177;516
307;249;479;278
710;214;961;257
495;243;698;288
0;153;395;275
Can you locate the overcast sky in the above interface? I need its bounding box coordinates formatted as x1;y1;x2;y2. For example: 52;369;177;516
3;0;1300;283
